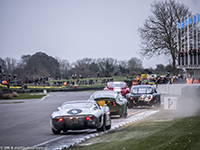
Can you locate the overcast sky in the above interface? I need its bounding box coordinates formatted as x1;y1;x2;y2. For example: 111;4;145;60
0;0;199;68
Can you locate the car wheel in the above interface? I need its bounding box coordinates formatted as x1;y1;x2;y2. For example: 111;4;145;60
120;107;128;118
124;108;128;118
128;102;133;108
155;101;161;107
63;129;68;133
106;116;111;130
52;128;61;135
97;117;106;132
106;124;111;130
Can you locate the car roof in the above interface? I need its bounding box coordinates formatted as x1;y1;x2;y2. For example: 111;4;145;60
131;85;154;89
108;81;126;84
61;100;95;106
92;91;118;99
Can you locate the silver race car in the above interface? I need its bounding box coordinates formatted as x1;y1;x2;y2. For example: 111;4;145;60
50;100;111;134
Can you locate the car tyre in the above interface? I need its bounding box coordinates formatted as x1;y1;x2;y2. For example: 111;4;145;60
128;102;133;108
106;124;111;130
63;129;68;133
155;101;161;107
120;107;128;118
52;128;61;135
97;117;106;132
105;115;111;130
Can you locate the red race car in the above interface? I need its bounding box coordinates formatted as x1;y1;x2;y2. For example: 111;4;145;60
104;82;130;97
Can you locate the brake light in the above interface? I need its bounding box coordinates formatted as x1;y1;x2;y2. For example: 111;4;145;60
86;116;90;120
113;102;116;107
130;97;133;100
151;97;153;100
58;118;63;122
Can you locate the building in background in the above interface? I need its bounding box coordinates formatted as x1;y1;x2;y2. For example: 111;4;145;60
177;13;200;78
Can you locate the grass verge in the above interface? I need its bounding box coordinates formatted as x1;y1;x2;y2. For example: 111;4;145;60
0;93;47;100
0;101;24;104
66;107;200;150
14;93;47;99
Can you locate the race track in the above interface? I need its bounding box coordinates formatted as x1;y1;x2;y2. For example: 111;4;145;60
0;91;161;150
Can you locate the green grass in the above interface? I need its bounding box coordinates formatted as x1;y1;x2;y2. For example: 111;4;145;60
0;101;24;104
66;108;200;150
14;93;47;99
0;93;47;100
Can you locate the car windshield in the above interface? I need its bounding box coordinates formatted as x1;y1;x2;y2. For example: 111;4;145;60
93;92;117;99
62;102;93;109
110;83;125;88
132;87;153;94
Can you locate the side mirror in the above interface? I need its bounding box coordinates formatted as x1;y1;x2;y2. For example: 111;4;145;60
58;107;61;111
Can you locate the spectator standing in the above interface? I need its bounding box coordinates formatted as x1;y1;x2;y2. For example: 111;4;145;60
193;78;199;84
178;74;183;83
186;75;193;84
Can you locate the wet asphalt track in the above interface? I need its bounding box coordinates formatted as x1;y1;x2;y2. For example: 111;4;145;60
0;92;161;150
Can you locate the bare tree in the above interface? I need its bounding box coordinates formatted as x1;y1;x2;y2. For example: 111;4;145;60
155;64;165;74
165;64;173;73
4;57;17;73
138;0;190;75
128;57;143;74
57;58;71;79
19;55;31;68
0;58;6;80
118;60;129;75
72;58;98;78
97;58;117;77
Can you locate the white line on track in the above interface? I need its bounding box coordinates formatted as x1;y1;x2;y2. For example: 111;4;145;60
37;94;50;102
23;136;65;150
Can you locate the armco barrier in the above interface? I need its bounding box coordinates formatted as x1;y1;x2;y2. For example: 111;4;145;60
157;84;200;96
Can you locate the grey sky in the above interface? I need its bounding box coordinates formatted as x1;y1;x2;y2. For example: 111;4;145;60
0;0;199;68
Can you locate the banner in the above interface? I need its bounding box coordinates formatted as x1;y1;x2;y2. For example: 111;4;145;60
184;18;187;26
141;74;147;79
177;22;181;29
181;21;184;28
177;14;199;29
198;14;200;22
193;15;196;23
188;17;192;25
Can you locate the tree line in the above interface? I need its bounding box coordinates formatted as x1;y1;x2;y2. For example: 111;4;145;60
0;52;173;82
